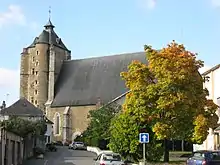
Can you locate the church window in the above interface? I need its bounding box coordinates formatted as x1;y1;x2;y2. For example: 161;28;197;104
35;80;38;85
35;61;39;66
36;51;39;55
34;90;38;95
32;57;35;62
32;69;35;75
34;100;38;105
35;71;38;75
54;113;60;135
30;97;34;103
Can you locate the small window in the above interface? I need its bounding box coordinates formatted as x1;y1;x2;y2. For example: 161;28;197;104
30;97;34;103
36;51;39;55
34;90;38;95
32;57;35;62
35;71;38;75
35;61;39;66
32;69;35;74
34;100;38;104
35;80;38;85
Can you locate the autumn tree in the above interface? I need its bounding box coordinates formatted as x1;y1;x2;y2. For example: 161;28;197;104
109;41;218;163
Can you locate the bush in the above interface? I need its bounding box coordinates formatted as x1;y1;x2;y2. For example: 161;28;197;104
0;117;47;137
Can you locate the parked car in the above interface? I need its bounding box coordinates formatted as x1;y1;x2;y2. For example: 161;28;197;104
186;150;220;165
93;152;125;165
46;143;57;152
68;141;87;150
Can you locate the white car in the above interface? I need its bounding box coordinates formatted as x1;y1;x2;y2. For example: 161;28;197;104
93;152;125;165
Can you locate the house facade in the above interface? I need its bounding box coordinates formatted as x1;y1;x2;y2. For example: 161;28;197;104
193;64;220;151
0;98;54;144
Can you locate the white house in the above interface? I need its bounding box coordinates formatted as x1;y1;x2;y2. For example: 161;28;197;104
45;117;53;144
193;64;220;151
0;98;53;144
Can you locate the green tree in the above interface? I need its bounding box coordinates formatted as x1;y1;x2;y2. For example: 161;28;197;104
81;103;121;148
108;111;163;162
0;116;47;137
110;41;218;162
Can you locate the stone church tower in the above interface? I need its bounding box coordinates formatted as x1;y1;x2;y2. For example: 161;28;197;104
20;18;71;112
19;16;146;142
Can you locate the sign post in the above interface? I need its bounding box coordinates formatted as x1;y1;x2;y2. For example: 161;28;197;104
139;133;149;165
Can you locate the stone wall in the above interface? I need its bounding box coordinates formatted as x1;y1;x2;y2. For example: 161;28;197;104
20;43;70;112
0;128;24;165
47;105;96;142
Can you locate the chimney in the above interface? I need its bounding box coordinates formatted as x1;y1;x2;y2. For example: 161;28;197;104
0;101;6;110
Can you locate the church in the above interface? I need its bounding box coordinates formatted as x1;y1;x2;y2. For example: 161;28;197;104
19;18;147;142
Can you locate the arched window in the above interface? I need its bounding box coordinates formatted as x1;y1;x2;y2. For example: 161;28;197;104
54;113;60;135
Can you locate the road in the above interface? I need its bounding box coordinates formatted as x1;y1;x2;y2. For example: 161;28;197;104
23;146;97;165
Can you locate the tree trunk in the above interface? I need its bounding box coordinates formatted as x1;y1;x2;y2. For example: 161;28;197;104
163;139;169;162
181;140;184;151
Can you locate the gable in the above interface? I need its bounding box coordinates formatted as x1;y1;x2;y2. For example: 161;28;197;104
0;98;43;116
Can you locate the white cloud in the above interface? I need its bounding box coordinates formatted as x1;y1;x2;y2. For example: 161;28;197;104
0;5;26;27
0;68;19;88
0;5;39;30
211;0;220;8
139;0;156;10
0;68;19;106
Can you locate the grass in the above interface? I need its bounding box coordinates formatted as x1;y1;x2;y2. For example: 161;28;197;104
147;151;192;165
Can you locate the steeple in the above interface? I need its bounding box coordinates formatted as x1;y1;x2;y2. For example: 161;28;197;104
44;7;55;30
44;19;55;29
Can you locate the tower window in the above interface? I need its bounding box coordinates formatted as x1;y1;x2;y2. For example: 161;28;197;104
35;71;38;75
35;80;38;85
32;57;35;62
35;61;39;66
34;100;38;105
32;69;35;74
30;97;34;103
34;90;38;95
36;51;39;55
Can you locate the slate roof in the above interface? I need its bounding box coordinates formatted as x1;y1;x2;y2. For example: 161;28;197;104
0;98;44;116
28;20;70;52
51;52;147;107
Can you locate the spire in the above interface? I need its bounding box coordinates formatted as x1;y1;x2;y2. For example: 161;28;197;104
44;6;55;29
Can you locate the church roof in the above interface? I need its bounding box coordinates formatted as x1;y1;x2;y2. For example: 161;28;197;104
51;52;147;107
28;20;70;52
0;98;44;116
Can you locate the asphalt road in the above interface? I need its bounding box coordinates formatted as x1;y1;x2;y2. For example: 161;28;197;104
23;146;97;165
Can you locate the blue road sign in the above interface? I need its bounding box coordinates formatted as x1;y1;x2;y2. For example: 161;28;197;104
139;133;149;143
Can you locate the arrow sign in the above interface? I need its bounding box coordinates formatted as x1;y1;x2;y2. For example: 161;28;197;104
139;133;149;143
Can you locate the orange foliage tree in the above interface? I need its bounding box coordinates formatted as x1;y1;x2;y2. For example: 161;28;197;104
117;41;218;162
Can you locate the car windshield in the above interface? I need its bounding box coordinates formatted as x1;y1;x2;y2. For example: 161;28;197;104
103;154;121;161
